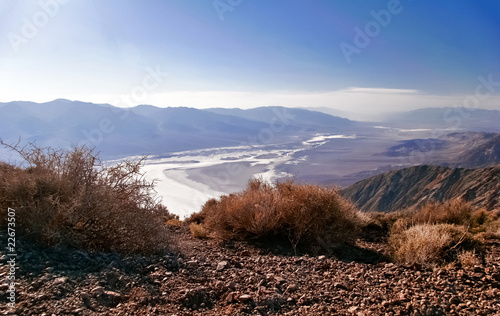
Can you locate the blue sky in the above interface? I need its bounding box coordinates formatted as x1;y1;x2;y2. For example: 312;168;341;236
1;0;499;119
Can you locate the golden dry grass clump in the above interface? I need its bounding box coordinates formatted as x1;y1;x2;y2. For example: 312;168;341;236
409;199;492;227
0;143;173;255
166;218;183;227
189;223;208;239
365;199;495;236
388;223;479;267
386;199;494;267
199;178;363;253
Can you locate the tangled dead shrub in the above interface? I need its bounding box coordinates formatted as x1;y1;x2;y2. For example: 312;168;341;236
190;223;208;239
409;199;491;227
370;199;496;236
200;178;363;253
0;142;173;254
384;199;495;267
388;223;480;266
457;250;481;268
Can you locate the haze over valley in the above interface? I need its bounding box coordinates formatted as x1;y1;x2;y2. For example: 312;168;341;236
2;99;500;217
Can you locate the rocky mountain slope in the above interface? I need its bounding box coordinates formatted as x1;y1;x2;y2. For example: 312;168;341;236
452;133;500;168
342;165;500;213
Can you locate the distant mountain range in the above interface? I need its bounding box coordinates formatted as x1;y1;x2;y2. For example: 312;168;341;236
380;132;500;169
205;107;353;132
342;164;500;213
0;99;356;159
2;100;500;185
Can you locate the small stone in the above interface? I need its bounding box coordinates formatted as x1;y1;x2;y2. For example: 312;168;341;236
36;293;50;301
318;255;326;260
334;282;347;290
492;273;500;282
92;287;105;297
287;284;299;292
457;303;467;310
348;306;359;313
81;293;92;307
96;291;122;307
239;294;252;302
104;291;121;299
53;277;68;285
217;261;229;271
275;276;286;284
473;266;484;273
225;292;237;303
398;292;408;302
294;258;304;264
449;296;461;305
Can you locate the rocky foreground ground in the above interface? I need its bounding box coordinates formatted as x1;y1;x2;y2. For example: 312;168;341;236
1;226;500;316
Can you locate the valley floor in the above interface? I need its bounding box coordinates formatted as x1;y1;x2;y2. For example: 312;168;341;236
2;227;500;315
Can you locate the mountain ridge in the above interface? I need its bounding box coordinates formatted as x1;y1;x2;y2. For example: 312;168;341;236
342;164;500;213
0;99;353;159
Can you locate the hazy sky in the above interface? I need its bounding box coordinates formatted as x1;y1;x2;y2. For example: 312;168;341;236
1;0;500;120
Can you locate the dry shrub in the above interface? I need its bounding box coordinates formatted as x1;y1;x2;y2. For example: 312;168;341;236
458;250;481;268
167;218;183;227
361;210;414;240
190;223;208;239
362;199;491;241
0;142;173;255
386;200;493;266
200;178;362;253
380;199;496;236
410;199;487;227
389;223;480;266
474;217;500;240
